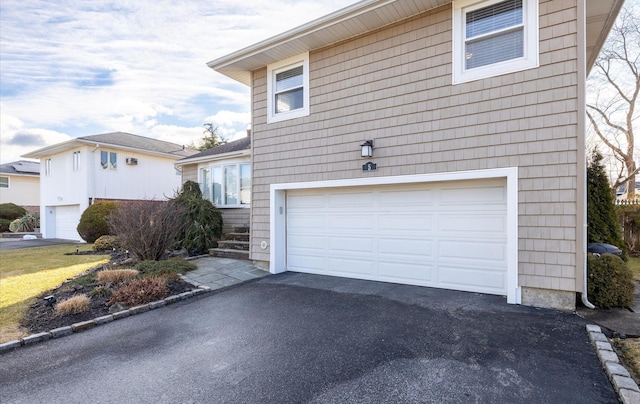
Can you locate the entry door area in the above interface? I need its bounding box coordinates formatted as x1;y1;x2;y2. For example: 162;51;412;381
285;179;508;296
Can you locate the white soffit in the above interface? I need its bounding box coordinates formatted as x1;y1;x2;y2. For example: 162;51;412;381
209;0;624;86
208;0;449;85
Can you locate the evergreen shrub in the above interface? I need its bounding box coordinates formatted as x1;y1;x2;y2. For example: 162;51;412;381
587;253;635;309
77;202;118;243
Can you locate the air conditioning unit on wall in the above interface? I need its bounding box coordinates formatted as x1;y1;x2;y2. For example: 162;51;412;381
126;158;138;165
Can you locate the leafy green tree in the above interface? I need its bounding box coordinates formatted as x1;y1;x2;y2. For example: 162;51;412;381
188;124;228;151
587;149;625;253
171;181;223;255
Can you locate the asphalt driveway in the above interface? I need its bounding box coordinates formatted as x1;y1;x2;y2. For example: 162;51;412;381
0;273;617;403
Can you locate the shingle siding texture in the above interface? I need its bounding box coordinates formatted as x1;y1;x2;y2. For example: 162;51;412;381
251;1;581;292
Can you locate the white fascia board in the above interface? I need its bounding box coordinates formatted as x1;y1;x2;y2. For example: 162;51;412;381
174;150;251;167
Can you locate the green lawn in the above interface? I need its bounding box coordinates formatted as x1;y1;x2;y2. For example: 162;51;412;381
0;244;110;343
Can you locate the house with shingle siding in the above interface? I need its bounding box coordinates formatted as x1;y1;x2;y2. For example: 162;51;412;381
23;132;196;240
206;0;624;310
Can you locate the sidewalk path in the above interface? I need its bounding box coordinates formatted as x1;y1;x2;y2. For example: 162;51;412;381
183;256;269;290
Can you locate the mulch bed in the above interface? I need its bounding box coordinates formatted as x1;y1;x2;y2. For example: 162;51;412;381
20;250;196;335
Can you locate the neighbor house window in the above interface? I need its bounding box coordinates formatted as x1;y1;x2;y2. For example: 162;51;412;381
73;151;80;171
45;159;52;176
0;176;8;188
201;163;251;207
267;52;309;123
100;151;117;170
453;0;538;84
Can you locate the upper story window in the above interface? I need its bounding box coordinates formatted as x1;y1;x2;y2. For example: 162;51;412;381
45;159;52;176
0;176;8;188
73;151;80;171
453;0;538;84
267;52;309;123
100;151;117;170
200;163;251;207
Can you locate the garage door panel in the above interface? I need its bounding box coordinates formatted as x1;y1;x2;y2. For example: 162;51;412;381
378;214;434;233
55;205;81;240
328;237;375;253
378;261;434;282
378;238;434;257
286;180;508;296
439;266;506;293
327;257;375;276
439;240;506;261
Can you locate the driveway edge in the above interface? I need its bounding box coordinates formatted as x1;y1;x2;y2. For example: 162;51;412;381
587;324;640;403
0;277;212;355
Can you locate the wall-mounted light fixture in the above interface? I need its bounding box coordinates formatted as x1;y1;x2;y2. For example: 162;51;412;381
360;140;374;158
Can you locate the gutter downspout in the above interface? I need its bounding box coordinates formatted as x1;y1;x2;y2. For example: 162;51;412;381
578;0;595;309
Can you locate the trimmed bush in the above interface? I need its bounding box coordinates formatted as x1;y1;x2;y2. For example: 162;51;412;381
8;213;39;232
77;202;118;243
108;277;169;307
0;203;27;220
93;235;121;251
55;294;91;315
587;253;635;309
0;218;11;233
76;202;118;243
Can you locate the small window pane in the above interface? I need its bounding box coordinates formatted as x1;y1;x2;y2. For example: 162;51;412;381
466;28;523;69
212;167;223;206
276;88;304;113
240;164;251;205
276;66;303;92
224;165;238;205
466;0;522;38
110;152;117;169
0;176;8;188
200;168;211;201
100;151;108;169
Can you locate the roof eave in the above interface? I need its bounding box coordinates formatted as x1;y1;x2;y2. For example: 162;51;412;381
175;149;251;167
23;138;194;160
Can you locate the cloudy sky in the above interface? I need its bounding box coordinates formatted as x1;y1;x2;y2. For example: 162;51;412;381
0;0;359;163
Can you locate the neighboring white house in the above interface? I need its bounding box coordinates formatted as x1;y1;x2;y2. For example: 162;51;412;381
0;160;40;213
23;132;196;240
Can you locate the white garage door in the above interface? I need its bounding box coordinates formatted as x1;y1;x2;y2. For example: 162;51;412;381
55;205;82;240
286;179;508;295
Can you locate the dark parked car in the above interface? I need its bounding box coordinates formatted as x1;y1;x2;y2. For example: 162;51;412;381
587;243;622;257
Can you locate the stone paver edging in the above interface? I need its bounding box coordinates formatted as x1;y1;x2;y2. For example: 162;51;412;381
0;275;211;355
587;324;640;403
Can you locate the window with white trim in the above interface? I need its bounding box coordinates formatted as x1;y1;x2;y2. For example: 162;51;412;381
267;52;309;123
45;159;52;176
200;163;251;207
0;176;8;188
100;151;117;170
453;0;538;84
73;151;80;171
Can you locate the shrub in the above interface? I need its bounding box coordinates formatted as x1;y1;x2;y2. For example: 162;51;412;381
109;200;185;261
136;258;197;280
97;269;139;285
171;181;223;255
8;213;39;232
77;201;118;243
0;203;27;220
0;218;11;232
93;235;121;251
108;277;169;307
90;286;112;298
55;294;91;315
587;253;635;309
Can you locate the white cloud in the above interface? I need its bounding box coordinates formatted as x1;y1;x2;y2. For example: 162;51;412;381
0;0;358;163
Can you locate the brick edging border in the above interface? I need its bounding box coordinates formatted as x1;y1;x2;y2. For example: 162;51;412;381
587;324;640;403
0;274;210;355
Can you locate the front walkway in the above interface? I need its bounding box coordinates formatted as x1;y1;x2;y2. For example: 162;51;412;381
184;256;269;290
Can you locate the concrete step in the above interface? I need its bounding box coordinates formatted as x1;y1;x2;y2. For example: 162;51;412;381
217;240;249;251
208;248;250;260
225;232;250;242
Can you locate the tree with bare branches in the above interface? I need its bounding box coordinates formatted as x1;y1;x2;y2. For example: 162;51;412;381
586;3;639;199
